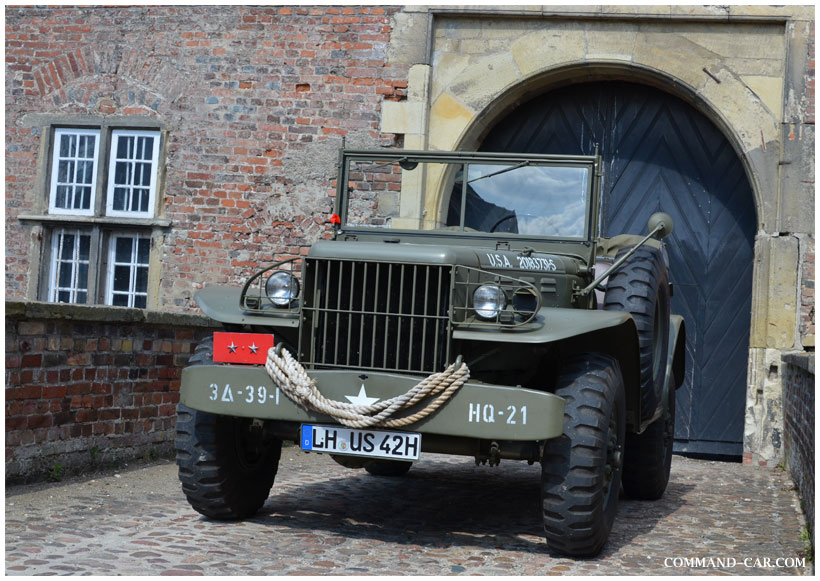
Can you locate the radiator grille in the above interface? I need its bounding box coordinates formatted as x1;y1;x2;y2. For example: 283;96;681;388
300;258;452;374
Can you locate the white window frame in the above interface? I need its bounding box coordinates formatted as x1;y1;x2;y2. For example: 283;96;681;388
105;129;160;218
48;128;101;216
47;228;92;304
105;233;151;308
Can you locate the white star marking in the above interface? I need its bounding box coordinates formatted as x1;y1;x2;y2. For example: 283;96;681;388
249;343;259;354
227;342;238;353
345;385;380;406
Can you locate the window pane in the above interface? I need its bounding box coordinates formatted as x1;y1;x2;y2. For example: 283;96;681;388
79;235;90;261
57;290;71;303
116;135;133;159
112;293;129;307
77;186;91;210
79;135;96;158
115;237;132;262
114;161;130;186
113;187;127;211
57;159;71;183
113;265;130;292
137;238;150;263
79;160;93;184
59;134;75;157
133;189;148;212
60;233;75;260
135;162;149;186
134;295;147;309
77;262;89;289
58;261;73;288
135;266;148;292
55;185;68;209
76;291;88;305
140;137;154;160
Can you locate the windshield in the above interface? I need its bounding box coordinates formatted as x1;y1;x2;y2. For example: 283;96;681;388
342;154;593;240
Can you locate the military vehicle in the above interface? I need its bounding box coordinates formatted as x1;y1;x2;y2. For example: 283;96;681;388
175;149;686;557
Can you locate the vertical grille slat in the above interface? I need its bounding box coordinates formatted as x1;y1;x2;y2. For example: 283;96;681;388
301;258;451;374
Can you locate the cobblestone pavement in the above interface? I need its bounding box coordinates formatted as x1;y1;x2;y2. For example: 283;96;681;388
5;448;812;576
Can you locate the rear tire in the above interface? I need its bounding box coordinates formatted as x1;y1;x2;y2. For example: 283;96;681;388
622;378;676;500
365;460;412;477
603;245;670;422
541;354;626;557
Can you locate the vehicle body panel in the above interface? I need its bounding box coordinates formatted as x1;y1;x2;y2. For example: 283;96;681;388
181;365;565;441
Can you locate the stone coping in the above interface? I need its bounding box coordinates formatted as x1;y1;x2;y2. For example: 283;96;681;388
782;352;815;375
5;300;217;328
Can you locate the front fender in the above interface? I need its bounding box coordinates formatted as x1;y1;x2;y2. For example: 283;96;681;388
454;308;643;430
195;285;299;328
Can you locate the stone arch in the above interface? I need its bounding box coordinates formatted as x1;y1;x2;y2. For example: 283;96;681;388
449;67;761;455
447;62;768;231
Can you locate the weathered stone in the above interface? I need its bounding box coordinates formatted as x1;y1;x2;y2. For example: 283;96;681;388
584;23;639;62
427;93;475;151
779;123;815;234
380;100;426;135
750;234;799;349
510;25;585;76
447;52;521;113
741;75;784;119
743;348;785;465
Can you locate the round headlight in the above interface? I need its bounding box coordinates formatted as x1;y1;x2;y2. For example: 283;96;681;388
265;272;300;307
473;284;506;320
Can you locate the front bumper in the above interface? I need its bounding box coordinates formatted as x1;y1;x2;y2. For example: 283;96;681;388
180;365;565;441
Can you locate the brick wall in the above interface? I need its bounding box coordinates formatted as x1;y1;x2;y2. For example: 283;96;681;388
782;353;815;539
5;302;217;483
5;5;407;309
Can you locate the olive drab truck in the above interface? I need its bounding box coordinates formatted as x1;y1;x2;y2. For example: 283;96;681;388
175;149;686;557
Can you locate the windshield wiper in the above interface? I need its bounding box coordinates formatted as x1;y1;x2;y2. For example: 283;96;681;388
467;161;530;184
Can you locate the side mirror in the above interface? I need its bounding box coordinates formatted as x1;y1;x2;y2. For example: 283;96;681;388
648;212;674;239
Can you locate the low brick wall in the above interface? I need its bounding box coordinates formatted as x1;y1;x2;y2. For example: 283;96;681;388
782;352;815;539
5;301;218;483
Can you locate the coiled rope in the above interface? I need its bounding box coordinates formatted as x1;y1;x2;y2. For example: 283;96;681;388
265;345;470;429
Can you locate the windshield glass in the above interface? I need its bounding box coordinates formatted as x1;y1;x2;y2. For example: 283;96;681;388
343;155;592;240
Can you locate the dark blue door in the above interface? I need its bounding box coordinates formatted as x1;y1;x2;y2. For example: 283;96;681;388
480;81;755;456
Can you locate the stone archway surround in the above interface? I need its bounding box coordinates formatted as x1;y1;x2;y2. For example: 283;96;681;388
381;9;812;464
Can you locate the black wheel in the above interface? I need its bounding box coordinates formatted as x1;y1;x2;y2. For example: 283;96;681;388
603;245;670;422
541;353;626;558
175;337;282;519
622;378;676;500
365;460;412;477
176;405;282;519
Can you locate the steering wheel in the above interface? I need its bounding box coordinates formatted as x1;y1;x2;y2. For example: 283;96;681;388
489;214;518;233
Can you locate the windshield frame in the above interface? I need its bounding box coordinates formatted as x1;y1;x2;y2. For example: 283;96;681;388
335;149;600;246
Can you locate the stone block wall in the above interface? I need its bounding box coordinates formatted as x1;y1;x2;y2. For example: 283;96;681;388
5;302;217;483
782;353;815;538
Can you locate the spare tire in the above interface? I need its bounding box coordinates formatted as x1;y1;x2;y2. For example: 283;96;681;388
603;245;670;423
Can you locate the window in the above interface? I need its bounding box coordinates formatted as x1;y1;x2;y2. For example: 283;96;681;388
48;228;91;304
49;128;100;216
106;234;150;308
22;119;168;309
106;130;160;218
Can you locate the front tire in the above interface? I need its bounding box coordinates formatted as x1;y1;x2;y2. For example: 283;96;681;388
175;404;282;519
541;354;626;558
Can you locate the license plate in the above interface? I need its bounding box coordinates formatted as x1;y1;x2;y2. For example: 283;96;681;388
300;424;421;461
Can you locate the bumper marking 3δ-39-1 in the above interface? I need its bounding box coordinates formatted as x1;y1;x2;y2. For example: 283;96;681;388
180;365;566;441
